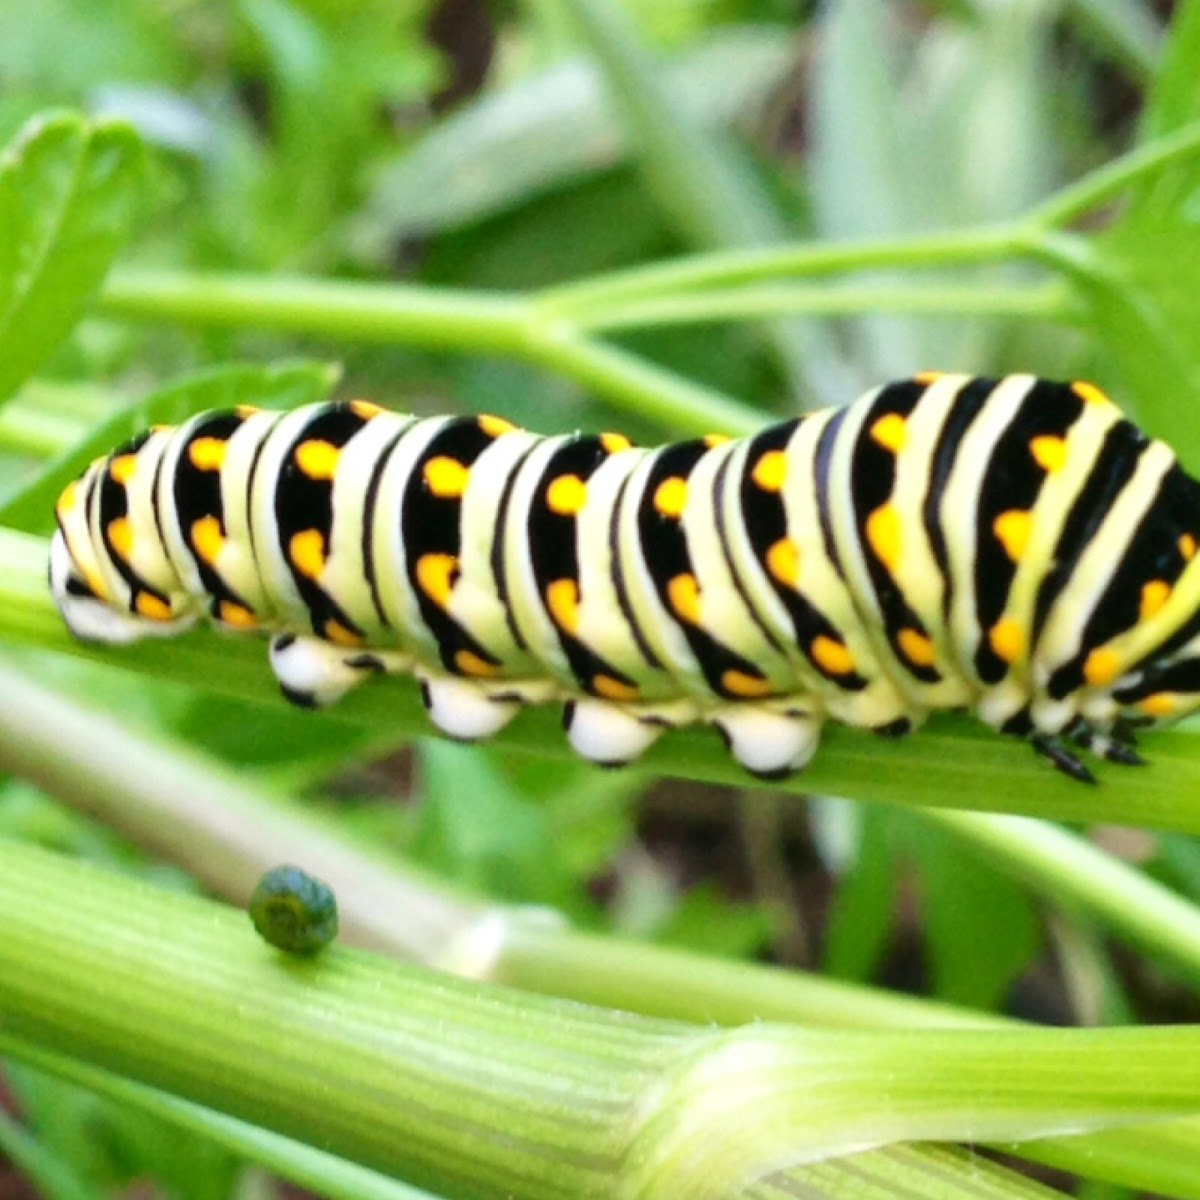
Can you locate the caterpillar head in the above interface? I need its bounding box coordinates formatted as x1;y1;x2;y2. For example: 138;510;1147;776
50;470;197;646
51;527;170;644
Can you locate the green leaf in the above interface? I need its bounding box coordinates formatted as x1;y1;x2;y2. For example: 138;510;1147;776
354;29;795;245
1137;0;1200;143
0;358;338;533
906;819;1042;1010
821;808;901;983
1079;4;1200;447
0;113;144;405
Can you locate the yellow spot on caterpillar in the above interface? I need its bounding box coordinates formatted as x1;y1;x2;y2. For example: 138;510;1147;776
593;674;639;702
295;440;340;481
600;432;632;454
866;503;902;572
546;577;581;633
1073;380;1114;408
1140;579;1171;621
913;371;944;385
668;573;702;626
56;481;78;518
324;619;363;647
1140;692;1177;718
350;400;384;420
219;601;258;630
424;456;470;499
415;553;457;608
1181;533;1198;561
766;537;800;587
812;636;855;676
110;454;138;485
870;413;908;454
1084;647;1121;688
456;649;502;678
134;592;173;621
653;476;688;520
190;516;224;566
1030;435;1067;473
752;450;787;493
236;404;261;418
547;474;587;516
107;517;134;561
721;669;774;698
988;618;1024;665
478;413;516;438
188;438;226;472
290;529;326;581
704;433;732;448
897;627;936;668
993;510;1032;562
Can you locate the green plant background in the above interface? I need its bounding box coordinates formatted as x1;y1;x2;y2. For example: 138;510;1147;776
2;1;1200;1198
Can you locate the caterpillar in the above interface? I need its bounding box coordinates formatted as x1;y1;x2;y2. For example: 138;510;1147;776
49;373;1200;783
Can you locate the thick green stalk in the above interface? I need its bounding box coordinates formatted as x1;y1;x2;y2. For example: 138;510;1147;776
5;646;1200;1194
0;1033;444;1200
5;839;1200;1200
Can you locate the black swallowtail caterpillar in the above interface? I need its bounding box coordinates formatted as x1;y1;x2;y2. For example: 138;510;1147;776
50;373;1200;783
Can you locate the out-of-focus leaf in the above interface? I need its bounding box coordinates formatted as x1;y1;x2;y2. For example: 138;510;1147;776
1136;0;1200;143
822;808;901;983
0;0;186;96
808;0;1059;380
5;1063;238;1200
653;885;773;958
410;740;638;918
354;28;795;247
409;740;577;907
0;359;338;533
0;113;144;405
1065;0;1164;81
1085;0;1200;451
907;820;1042;1011
422;170;671;289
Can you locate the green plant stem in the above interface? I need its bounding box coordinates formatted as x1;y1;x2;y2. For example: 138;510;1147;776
0;405;81;457
4;646;1200;1195
0;642;476;962
540;119;1200;318
0;1033;443;1200
572;281;1082;333
1025;118;1200;229
920;810;1200;989
538;225;1028;317
98;271;756;436
6;526;1200;833
5;838;1200;1199
0;1030;1070;1200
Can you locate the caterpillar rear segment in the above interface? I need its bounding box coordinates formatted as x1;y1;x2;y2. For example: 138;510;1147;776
51;375;1200;781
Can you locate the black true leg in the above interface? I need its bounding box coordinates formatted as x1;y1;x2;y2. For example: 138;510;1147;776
1031;734;1096;784
1070;723;1147;767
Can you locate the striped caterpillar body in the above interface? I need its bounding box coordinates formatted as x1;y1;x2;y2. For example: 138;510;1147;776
50;374;1200;783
